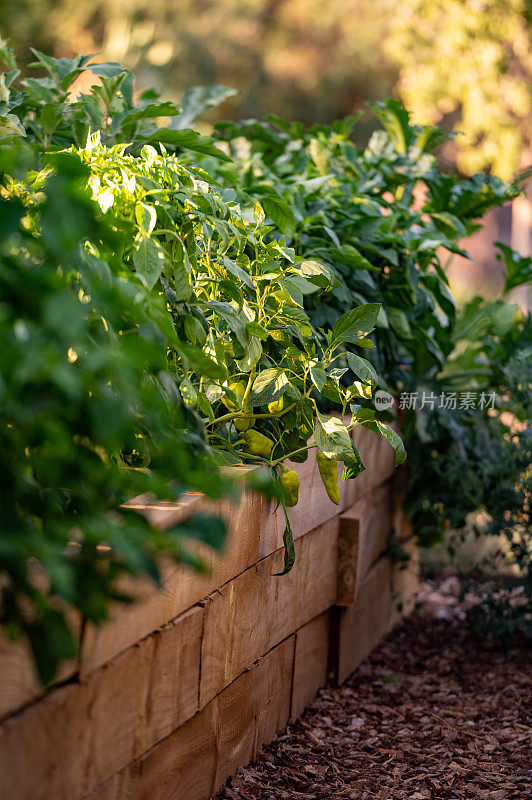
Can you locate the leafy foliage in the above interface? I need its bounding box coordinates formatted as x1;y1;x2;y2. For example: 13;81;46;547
212;102;531;638
0;143;230;683
0;49;405;680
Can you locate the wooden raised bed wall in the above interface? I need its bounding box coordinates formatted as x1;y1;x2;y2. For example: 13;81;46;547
0;427;418;800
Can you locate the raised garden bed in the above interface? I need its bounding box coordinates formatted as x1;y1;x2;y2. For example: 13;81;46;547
0;425;418;800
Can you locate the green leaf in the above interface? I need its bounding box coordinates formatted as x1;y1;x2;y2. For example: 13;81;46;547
171;85;237;130
178;513;226;550
346;352;378;387
0;73;9;103
253;202;266;226
496;243;532;294
179;375;198;408
298;260;335;288
133;236;166;289
245;321;268;340
26;610;78;686
331;303;380;347
361;420;406;466
178;343;226;380
251;368;289;404
0;113;25;137
262;196;296;238
237;336;262;372
370;99;412;153
135;202;157;236
223;255;254;287
89;62;128;78
335;244;380;273
314;411;364;476
310;363;327;392
148;128;232;161
119;101;182;125
387;308;413;340
309;138;329;175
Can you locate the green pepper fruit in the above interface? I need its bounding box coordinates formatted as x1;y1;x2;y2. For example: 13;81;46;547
243;429;274;458
316;451;340;505
234;409;254;431
268;396;284;416
280;468;300;507
222;381;246;412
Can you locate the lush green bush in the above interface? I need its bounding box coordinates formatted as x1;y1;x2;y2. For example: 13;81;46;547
0;43;530;684
211;102;531;635
1;47;407;680
0;143;234;682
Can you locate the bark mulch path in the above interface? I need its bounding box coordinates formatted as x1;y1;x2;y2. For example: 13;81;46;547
214;579;531;800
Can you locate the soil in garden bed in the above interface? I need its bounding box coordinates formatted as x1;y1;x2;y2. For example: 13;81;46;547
213;579;531;800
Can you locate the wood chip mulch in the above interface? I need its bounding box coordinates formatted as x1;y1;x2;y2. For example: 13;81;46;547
214;579;531;800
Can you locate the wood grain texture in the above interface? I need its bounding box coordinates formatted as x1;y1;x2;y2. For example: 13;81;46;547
137;699;217;800
332;541;419;686
0;605;203;800
213;637;294;789
0;680;92;800
135;637;294;800
337;481;395;606
83;765;139;800
80;423;400;675
0;612;80;721
199;518;338;708
81;487;261;674
291;612;330;720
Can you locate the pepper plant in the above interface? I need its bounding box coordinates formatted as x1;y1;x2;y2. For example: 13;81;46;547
0;45;405;683
212;103;531;633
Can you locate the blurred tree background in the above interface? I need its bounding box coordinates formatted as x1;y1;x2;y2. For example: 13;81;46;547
1;0;531;177
1;0;531;297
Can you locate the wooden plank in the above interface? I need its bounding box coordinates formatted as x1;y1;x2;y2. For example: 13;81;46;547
337;481;395;606
136;637;294;800
137;701;217;800
83;765;139;800
290;612;330;720
0;631;50;721
332;539;419;686
142;606;203;747
199;518;338;708
80;422;399;675
81;487;261;674
253;637;294;757
0;613;80;721
86;603;203;790
213;637;294;788
0;681;92;800
332;555;393;685
0;605;203;800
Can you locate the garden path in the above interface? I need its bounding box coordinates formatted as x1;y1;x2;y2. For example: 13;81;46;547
213;580;530;800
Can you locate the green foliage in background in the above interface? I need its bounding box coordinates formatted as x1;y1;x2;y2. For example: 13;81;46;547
0;0;397;125
386;0;532;179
